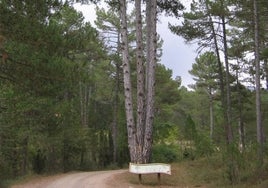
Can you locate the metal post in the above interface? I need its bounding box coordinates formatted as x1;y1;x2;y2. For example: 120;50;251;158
138;174;142;184
157;173;161;184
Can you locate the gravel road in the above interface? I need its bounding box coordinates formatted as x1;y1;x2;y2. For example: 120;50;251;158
12;170;128;188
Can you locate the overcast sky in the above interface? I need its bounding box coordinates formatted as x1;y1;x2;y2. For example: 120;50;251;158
157;15;197;87
73;1;197;87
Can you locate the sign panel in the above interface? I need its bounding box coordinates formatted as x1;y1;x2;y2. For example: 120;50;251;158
129;163;171;175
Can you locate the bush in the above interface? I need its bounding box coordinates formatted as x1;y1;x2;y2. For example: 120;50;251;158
194;133;214;158
151;144;179;163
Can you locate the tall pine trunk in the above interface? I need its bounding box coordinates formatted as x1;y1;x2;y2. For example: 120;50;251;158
220;1;238;182
253;0;264;166
143;0;157;163
111;56;120;163
135;0;145;163
119;0;137;162
206;2;225;129
120;0;157;163
221;14;233;144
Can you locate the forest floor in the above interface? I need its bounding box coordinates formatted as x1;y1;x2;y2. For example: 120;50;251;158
10;157;268;188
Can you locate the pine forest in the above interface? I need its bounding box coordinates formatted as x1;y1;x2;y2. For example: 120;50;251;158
0;0;268;187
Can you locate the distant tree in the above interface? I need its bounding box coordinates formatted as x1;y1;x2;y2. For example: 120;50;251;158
95;6;122;163
228;0;267;165
170;0;245;182
0;0;113;177
169;0;237;145
189;52;219;139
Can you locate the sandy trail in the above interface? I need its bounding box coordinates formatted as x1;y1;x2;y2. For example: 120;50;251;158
12;170;128;188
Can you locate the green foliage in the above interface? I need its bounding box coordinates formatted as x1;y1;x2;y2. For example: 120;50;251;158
0;0;116;179
151;144;179;163
155;64;181;105
0;0;267;185
183;115;197;140
189;51;219;89
261;48;268;60
181;115;214;159
157;0;184;18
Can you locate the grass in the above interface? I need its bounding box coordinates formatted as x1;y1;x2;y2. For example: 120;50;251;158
115;155;268;188
115;159;217;187
6;154;268;188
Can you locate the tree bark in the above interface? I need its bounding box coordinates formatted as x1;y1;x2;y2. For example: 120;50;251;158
221;13;233;144
119;0;137;162
111;58;120;163
143;0;157;163
111;33;122;163
135;0;145;163
79;82;90;128
119;0;157;163
220;1;239;182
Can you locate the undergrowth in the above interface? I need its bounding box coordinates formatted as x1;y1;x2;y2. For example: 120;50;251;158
123;153;268;188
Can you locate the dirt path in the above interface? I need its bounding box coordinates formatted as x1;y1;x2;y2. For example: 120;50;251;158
12;170;128;188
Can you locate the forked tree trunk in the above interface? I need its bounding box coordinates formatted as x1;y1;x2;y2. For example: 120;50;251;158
120;0;157;163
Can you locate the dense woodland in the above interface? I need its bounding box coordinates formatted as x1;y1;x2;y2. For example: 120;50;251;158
0;0;268;185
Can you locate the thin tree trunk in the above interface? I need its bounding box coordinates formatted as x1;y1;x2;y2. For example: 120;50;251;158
79;82;84;126
236;65;245;152
207;4;227;142
84;85;88;127
143;0;157;163
79;82;90;128
253;0;264;166
220;2;239;182
221;14;233;144
119;0;137;162
209;89;214;139
111;35;121;162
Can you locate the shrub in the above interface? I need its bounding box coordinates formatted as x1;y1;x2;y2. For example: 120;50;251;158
151;144;179;163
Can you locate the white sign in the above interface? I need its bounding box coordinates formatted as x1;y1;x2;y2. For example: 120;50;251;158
129;163;171;175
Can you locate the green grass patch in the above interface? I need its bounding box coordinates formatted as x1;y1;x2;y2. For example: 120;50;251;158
120;154;268;188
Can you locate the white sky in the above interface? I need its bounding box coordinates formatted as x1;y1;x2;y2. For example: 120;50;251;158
73;1;197;87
